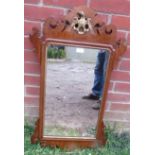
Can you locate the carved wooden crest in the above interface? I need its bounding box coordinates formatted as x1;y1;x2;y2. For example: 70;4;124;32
30;6;127;66
43;6;117;43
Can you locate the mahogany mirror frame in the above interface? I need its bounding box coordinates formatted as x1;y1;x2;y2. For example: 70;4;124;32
29;6;127;149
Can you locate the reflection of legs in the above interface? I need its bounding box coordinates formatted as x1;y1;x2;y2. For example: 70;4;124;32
82;51;106;100
92;51;106;110
92;51;106;98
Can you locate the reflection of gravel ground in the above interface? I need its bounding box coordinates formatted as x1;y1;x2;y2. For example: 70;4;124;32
44;61;99;137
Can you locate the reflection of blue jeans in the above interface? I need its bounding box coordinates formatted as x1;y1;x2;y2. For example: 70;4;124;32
92;51;107;98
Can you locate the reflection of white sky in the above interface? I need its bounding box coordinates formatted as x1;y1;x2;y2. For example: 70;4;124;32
65;46;99;63
76;48;85;53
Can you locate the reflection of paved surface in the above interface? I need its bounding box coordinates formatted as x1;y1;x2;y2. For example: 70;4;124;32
44;61;99;137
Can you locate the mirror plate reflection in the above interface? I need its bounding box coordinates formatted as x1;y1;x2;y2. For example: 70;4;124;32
43;45;109;138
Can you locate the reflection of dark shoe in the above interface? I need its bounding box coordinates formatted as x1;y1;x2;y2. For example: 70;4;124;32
92;100;101;110
82;93;99;100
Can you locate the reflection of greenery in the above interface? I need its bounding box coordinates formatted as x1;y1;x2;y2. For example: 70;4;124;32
47;47;66;59
44;126;80;137
86;127;96;136
44;126;81;137
44;125;97;137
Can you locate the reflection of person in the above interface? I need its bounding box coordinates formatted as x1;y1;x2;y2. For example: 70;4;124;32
82;50;108;110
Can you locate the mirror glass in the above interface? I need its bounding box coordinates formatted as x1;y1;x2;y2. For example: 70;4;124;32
43;45;109;137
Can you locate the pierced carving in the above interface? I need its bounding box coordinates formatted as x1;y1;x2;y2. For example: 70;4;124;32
71;11;92;34
43;17;66;36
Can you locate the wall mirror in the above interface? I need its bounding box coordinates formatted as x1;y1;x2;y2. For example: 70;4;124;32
29;6;127;149
44;45;109;138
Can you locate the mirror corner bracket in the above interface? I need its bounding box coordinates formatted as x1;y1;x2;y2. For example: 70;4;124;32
31;118;40;144
96;121;107;145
